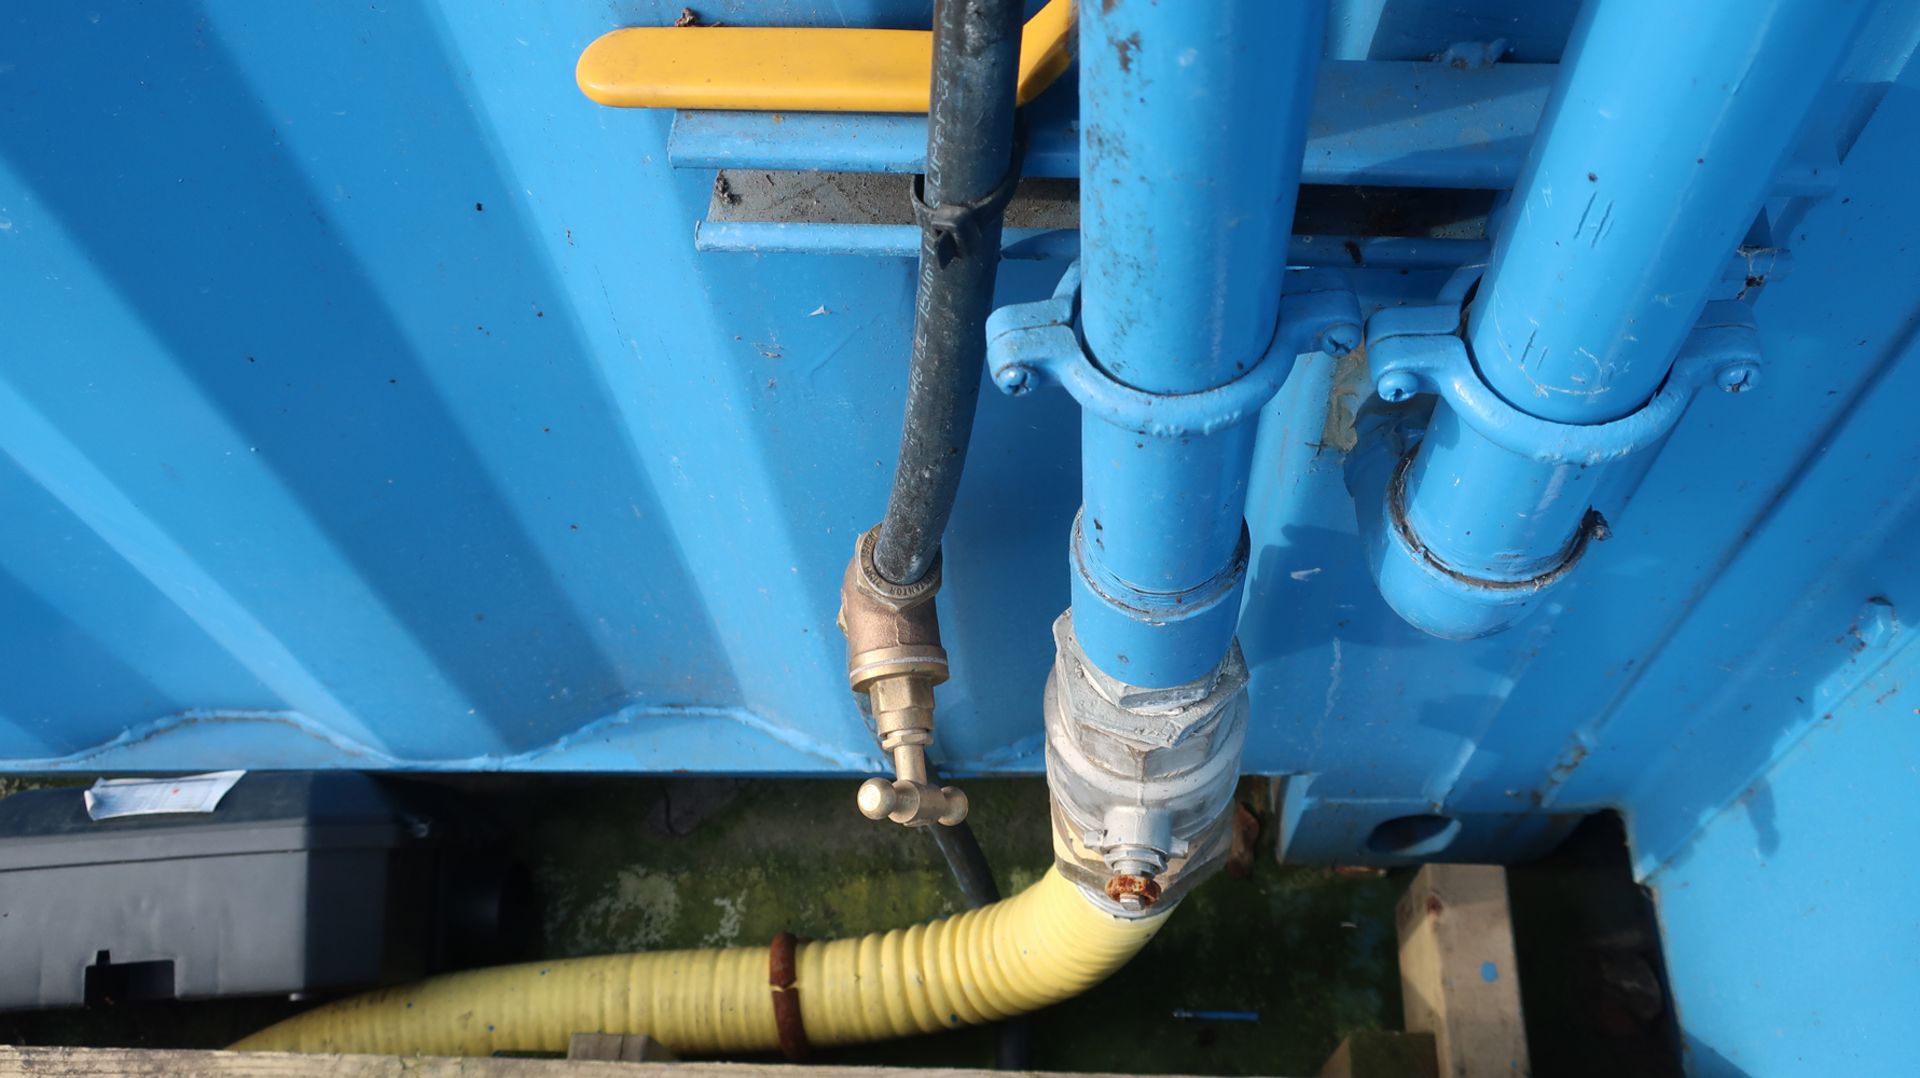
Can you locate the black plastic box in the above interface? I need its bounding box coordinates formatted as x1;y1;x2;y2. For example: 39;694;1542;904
0;772;521;1012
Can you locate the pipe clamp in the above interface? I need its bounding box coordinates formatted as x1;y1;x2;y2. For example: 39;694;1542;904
987;263;1362;438
1355;300;1764;638
1367;300;1764;466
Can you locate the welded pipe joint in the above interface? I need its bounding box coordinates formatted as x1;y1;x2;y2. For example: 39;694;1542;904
1064;509;1251;689
1358;300;1763;638
1042;611;1248;918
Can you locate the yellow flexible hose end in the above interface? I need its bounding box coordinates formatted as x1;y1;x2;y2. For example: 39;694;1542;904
230;866;1164;1057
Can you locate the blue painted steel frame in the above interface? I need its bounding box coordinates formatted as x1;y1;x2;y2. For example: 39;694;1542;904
668;61;1839;196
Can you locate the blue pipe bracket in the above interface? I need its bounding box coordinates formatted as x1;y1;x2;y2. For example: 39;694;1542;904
1347;0;1865;640
988;266;1364;436
989;264;1361;684
1355;300;1763;639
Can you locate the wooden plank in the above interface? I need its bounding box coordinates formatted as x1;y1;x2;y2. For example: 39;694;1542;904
1318;1030;1438;1078
567;1032;678;1063
1395;865;1530;1078
0;1046;1217;1077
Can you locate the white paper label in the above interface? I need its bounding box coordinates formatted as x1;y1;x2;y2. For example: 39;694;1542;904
83;771;246;820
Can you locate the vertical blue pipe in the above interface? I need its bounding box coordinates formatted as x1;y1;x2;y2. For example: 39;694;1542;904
1072;0;1326;686
1468;0;1868;425
1385;0;1867;617
1466;0;1858;426
1080;1;1318;395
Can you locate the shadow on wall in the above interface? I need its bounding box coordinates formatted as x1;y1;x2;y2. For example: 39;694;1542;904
1325;0;1580;62
1684;1036;1754;1078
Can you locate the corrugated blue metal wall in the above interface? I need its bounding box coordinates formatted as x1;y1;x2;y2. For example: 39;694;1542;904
0;0;1911;858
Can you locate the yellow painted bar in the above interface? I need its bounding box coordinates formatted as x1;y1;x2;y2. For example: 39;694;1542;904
576;0;1075;113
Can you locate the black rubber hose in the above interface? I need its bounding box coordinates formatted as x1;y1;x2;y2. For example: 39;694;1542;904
881;4;1030;1063
870;0;1026;586
929;818;1002;908
929;814;1031;1071
921;760;1026;1068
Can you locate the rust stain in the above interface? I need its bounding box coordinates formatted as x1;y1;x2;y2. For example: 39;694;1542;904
1224;801;1261;879
1105;874;1163;908
1547;741;1590;785
1319;342;1370;455
1113;31;1141;73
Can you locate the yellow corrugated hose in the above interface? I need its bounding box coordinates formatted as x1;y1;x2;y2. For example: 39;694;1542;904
231;867;1164;1056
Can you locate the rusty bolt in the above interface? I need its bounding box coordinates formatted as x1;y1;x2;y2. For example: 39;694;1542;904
1104;873;1162;912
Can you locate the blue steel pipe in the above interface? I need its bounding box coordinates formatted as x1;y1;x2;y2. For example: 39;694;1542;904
1072;0;1327;686
1469;0;1866;425
1374;0;1867;638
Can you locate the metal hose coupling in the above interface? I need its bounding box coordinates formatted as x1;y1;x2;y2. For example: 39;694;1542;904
1043;612;1248;916
839;526;967;828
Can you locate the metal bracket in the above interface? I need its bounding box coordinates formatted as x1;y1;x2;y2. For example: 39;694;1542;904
1367;299;1764;465
986;263;1363;438
1353;299;1765;639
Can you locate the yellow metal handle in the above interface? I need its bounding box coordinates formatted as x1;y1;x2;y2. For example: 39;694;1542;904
576;0;1074;113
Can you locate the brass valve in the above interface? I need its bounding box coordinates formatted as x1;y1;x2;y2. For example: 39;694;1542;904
839;526;967;828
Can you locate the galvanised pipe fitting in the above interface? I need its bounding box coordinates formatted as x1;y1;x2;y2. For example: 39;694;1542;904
838;526;966;827
1041;612;1248;917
